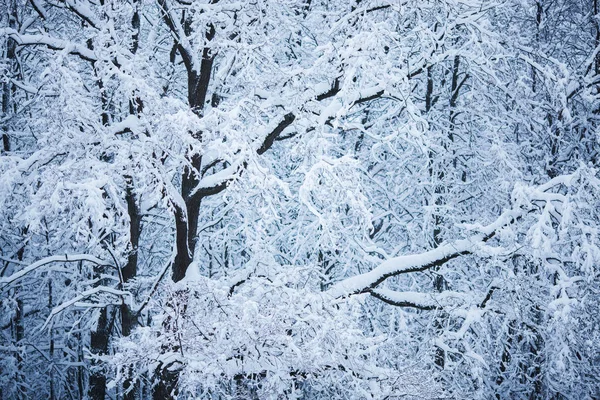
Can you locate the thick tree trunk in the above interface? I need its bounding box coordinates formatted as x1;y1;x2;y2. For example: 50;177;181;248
121;178;141;399
89;306;109;400
154;8;216;398
170;22;215;283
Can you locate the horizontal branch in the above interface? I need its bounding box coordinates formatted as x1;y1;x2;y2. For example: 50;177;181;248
41;286;129;331
329;172;577;300
328;208;521;298
0;254;111;288
1;28;97;62
369;288;467;310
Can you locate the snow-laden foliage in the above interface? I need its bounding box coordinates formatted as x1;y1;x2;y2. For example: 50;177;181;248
110;270;440;399
1;0;600;399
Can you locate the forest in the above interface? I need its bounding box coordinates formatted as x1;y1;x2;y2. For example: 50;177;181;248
1;0;600;398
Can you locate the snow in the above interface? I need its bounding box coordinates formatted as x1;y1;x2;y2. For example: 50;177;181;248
0;254;109;287
3;0;600;397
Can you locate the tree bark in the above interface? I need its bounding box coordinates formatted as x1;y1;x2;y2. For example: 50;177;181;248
121;178;141;400
2;0;17;152
89;306;109;400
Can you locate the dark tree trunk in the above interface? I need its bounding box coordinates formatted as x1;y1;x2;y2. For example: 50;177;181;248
89;306;109;400
154;7;217;399
13;296;24;399
49;279;56;400
121;179;141;399
170;21;216;283
2;0;17;152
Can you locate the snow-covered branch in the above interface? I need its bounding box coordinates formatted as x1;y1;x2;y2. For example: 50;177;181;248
1;28;97;61
41;286;130;331
0;254;111;288
369;288;467;310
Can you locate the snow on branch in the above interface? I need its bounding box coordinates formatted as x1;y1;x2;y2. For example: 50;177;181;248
0;254;111;288
256;113;296;155
328;235;484;298
64;0;101;29
41;286;130;331
327;210;520;298
329;172;577;301
188;80;384;199
188;114;297;199
369;288;468;310
1;28;97;61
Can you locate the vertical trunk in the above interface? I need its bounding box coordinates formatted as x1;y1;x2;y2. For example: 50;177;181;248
532;1;542;93
77;332;85;399
428;56;466;371
448;55;460;142
172;202;193;283
12;296;24;399
495;320;515;399
155;6;217;398
49;279;55;400
131;0;141;55
12;231;26;399
122;178;140;298
119;6;144;396
89;260;111;400
2;0;17;152
180;153;203;257
425;64;446;369
121;178;141;400
595;0;600;75
89;306;109;400
533;1;557;179
425;65;433;114
171;22;216;283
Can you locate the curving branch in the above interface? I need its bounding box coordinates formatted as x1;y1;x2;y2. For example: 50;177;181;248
0;254;111;289
1;28;97;62
369;288;467;310
41;286;129;331
328;208;522;299
329;172;577;300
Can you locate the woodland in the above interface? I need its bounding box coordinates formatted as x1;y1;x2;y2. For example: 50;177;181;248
1;0;600;398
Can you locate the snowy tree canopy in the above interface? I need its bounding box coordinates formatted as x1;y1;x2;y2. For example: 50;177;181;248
1;0;600;398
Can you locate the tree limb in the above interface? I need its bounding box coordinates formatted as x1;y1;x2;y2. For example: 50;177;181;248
0;254;111;289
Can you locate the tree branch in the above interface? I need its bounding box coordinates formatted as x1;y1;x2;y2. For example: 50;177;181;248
0;254;111;289
257;113;296;155
1;28;97;62
328;208;521;298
